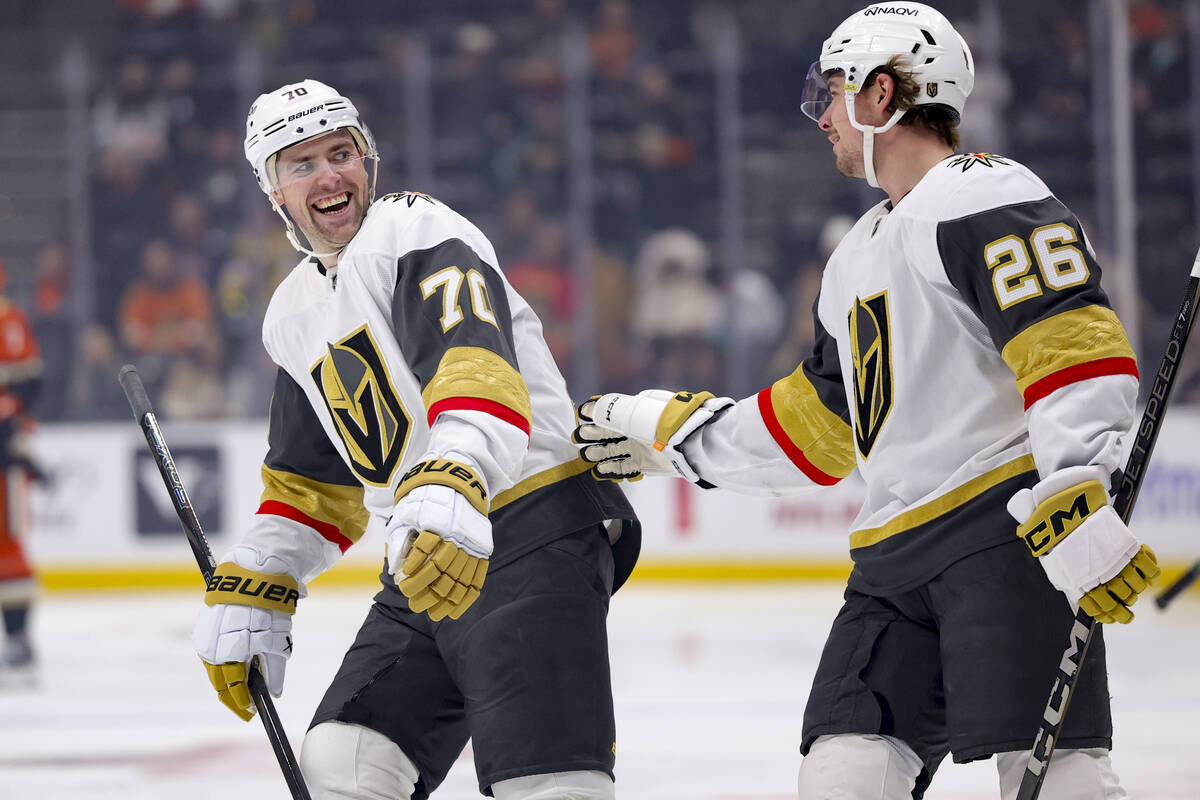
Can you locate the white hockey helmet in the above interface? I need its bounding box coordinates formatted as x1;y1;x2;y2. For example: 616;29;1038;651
244;79;379;255
800;2;974;187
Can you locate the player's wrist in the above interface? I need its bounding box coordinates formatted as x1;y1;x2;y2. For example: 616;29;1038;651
204;560;301;617
394;457;489;516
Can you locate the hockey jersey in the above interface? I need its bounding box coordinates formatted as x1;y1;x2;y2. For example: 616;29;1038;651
243;192;639;596
0;297;41;423
684;154;1138;594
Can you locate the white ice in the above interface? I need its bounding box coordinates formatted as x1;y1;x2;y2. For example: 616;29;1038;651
0;582;1197;799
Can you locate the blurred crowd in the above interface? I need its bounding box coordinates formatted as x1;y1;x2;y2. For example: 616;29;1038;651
5;0;1199;422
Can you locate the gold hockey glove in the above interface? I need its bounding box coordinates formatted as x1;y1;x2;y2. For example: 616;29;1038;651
387;459;493;621
193;558;300;720
1009;465;1160;624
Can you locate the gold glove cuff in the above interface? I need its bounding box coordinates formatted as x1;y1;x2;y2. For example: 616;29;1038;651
1017;479;1109;557
203;562;300;615
654;391;716;450
395;459;489;516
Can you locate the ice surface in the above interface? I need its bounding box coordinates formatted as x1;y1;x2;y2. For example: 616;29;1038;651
1;582;1196;799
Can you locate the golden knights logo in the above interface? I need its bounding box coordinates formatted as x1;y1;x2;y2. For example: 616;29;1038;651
848;291;894;458
380;191;437;208
311;325;411;486
947;153;1011;172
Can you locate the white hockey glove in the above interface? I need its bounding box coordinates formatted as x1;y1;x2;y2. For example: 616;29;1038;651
386;458;493;622
581;389;733;484
573;395;677;481
1007;465;1160;624
192;547;301;721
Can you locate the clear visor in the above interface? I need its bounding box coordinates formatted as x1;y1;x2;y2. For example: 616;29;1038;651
270;145;373;193
800;61;834;123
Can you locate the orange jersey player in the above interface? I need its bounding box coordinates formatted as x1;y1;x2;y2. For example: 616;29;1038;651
0;260;43;686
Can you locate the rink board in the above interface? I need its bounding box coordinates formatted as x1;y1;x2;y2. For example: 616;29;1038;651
23;408;1200;587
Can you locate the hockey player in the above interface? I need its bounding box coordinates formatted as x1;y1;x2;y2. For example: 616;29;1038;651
193;80;639;800
575;3;1155;799
0;260;43;685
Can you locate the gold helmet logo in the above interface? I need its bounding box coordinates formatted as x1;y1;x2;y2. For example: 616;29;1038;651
926;82;938;98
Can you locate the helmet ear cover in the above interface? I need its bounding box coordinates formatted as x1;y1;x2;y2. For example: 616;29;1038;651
858;60;962;149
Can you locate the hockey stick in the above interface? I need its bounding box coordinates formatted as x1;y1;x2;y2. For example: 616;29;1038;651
1016;250;1200;800
1155;557;1200;609
118;365;313;800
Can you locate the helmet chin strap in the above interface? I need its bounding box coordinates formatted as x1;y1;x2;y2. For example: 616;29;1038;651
269;155;380;262
844;91;907;189
271;198;342;260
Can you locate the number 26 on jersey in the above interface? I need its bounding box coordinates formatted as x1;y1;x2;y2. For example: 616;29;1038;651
985;223;1090;310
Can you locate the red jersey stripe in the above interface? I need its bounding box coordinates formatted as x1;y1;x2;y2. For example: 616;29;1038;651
756;388;842;486
1023;357;1139;410
428;397;532;436
257;499;354;553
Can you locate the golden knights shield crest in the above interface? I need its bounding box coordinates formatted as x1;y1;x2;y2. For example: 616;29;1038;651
848;292;894;458
311;325;411;486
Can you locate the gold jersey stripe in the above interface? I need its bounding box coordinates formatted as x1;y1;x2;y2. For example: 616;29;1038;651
849;454;1036;549
491;457;593;511
421;346;532;425
1001;306;1136;396
768;368;856;479
261;465;370;545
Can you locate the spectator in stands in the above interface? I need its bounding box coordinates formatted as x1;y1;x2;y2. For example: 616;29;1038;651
502;0;567;93
630;228;723;388
91;149;167;326
507;222;574;367
118;238;219;401
767;215;854;381
91;55;169;166
168;192;224;280
71;324;131;421
632;62;702;235
28;242;72;422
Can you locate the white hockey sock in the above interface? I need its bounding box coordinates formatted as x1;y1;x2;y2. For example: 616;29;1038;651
995;748;1128;800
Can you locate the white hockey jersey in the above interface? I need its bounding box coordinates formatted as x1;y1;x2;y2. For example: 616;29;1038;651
240;191;639;595
684;154;1138;594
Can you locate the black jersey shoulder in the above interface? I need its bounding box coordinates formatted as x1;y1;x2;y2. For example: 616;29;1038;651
935;195;1112;351
392;236;518;390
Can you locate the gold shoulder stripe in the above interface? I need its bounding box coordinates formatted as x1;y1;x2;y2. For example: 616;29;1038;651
849;455;1036;549
1001;306;1135;396
421;346;532;427
261;465;370;546
768;367;856;480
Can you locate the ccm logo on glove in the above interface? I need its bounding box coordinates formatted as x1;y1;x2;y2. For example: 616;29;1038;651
203;563;300;615
1018;481;1108;556
398;459;488;512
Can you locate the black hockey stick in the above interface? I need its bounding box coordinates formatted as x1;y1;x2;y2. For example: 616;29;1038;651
119;365;312;800
1155;557;1200;609
1016;251;1200;800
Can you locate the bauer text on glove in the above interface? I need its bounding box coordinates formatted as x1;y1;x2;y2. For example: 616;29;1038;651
387;458;492;622
192;555;300;721
1008;464;1160;624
